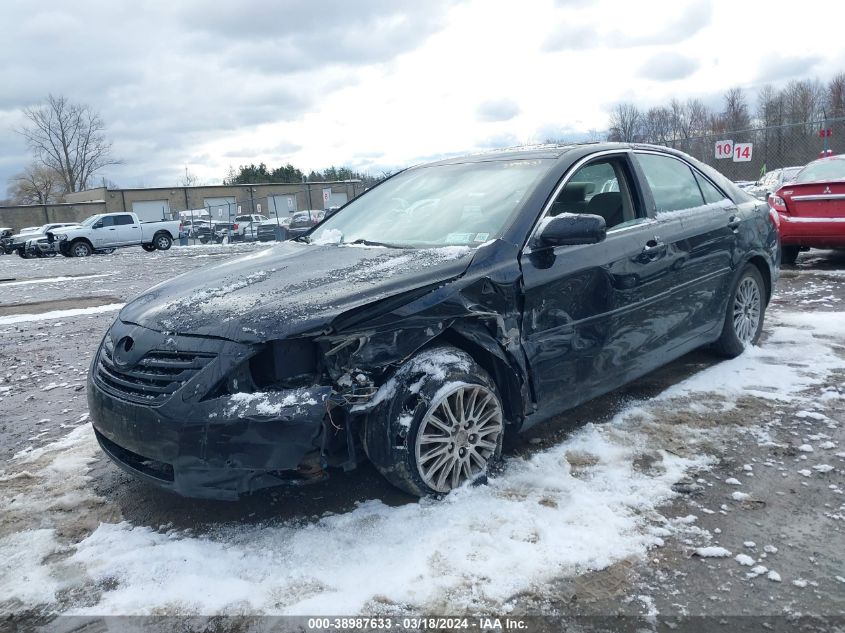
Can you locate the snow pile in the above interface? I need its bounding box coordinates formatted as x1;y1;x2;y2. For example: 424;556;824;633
659;311;845;403
67;418;704;615
0;303;125;326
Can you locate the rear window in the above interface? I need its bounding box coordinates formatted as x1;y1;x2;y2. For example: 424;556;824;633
794;158;845;183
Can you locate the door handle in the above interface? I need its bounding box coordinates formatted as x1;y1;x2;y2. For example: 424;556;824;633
639;238;666;262
728;216;741;231
108;228;116;231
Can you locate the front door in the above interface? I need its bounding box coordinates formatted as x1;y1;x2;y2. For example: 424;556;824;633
519;152;679;420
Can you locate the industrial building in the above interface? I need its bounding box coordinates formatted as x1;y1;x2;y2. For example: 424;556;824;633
0;180;361;229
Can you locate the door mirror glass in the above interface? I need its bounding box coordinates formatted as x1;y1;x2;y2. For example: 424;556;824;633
535;213;606;248
93;221;103;229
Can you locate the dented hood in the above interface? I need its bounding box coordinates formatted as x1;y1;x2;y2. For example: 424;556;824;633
119;242;475;342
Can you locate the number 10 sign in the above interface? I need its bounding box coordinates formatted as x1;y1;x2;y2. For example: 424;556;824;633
715;140;753;162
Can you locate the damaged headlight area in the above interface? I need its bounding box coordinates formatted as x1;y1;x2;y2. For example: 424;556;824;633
207;339;325;399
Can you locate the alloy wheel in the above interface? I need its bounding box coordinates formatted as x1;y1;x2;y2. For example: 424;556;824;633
414;384;503;493
733;276;761;345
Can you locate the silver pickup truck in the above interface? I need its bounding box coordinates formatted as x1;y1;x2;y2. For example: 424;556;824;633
48;213;182;257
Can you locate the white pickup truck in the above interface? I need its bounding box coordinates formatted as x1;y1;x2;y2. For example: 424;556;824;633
48;213;183;257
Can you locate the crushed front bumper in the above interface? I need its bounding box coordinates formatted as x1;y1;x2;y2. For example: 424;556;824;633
88;322;333;500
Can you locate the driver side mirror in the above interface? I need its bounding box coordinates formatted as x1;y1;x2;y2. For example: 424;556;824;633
534;213;606;248
93;221;103;229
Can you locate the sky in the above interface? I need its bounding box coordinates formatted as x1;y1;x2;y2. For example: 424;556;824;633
0;0;843;192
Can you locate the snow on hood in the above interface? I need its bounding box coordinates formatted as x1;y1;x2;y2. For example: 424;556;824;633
118;241;475;342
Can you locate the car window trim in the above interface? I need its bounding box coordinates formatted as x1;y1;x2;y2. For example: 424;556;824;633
523;149;654;254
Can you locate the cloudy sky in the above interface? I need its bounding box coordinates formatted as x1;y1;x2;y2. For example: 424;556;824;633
1;0;842;192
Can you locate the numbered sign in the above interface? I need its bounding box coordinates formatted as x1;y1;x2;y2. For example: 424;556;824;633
733;143;752;162
715;140;733;159
256;203;262;213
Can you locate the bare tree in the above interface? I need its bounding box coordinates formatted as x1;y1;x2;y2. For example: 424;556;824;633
18;94;118;194
8;163;63;205
608;102;642;142
783;79;824;125
722;87;751;132
827;72;845;119
641;107;673;144
756;84;784;127
180;166;201;187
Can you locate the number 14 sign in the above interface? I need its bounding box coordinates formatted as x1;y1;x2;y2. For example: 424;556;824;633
715;140;753;162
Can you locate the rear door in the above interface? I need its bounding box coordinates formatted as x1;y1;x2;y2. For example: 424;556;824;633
633;152;739;340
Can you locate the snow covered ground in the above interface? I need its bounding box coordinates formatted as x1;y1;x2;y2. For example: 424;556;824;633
0;246;843;624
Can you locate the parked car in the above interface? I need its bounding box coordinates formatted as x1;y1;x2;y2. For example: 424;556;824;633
286;209;325;239
182;219;213;238
233;214;270;241
746;166;803;200
48;213;182;257
5;223;80;258
256;216;292;242
88;143;778;500
769;154;845;264
0;227;14;254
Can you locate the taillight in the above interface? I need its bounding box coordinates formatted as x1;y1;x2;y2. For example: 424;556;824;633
233;223;239;230
768;194;787;213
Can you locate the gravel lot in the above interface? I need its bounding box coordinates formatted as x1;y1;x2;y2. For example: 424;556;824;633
1;244;843;629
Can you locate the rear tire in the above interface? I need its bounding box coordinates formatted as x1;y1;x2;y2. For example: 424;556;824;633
141;243;156;252
363;346;505;497
154;233;172;250
781;245;800;266
17;249;31;259
713;264;766;358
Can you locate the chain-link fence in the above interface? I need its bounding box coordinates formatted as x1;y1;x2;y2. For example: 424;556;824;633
655;117;845;183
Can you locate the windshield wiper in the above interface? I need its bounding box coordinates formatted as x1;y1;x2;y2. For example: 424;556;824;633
347;239;409;249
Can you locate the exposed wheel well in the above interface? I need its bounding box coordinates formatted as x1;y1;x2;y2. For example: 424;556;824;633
437;327;526;428
70;237;94;250
747;255;772;304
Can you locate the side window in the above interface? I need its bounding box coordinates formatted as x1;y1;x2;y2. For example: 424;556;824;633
100;216;116;227
115;215;134;225
693;172;728;205
548;157;640;230
636;153;705;213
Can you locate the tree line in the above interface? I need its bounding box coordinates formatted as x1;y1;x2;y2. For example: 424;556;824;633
607;73;845;144
222;163;388;188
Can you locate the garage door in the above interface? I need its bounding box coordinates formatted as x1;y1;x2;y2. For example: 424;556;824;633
329;191;348;208
204;197;237;219
132;200;171;221
268;195;297;216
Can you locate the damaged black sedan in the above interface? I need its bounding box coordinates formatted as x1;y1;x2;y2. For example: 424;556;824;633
89;143;778;499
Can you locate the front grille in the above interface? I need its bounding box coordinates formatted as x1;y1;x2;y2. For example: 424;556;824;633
95;336;215;405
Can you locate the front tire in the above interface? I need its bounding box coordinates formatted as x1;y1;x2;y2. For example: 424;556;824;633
713;264;766;358
70;240;92;257
363;346;505;496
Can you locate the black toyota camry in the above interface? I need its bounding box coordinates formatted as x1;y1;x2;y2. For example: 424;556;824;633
88;143;779;499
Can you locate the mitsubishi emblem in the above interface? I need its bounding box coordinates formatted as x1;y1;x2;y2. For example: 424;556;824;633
823;186;832;194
